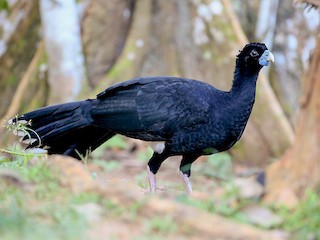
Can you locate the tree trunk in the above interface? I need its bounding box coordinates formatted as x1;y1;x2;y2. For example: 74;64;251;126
265;37;320;204
82;0;135;87
0;0;41;118
40;0;87;104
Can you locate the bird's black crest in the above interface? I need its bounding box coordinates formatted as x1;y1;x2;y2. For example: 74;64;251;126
236;42;267;59
235;42;269;69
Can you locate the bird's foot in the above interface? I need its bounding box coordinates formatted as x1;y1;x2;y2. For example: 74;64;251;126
180;171;192;194
147;165;156;193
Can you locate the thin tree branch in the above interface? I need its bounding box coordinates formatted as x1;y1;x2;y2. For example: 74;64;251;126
221;0;248;44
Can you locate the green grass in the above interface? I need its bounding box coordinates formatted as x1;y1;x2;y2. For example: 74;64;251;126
177;180;320;239
0;165;88;240
176;184;241;216
193;152;234;181
0;122;138;239
0;143;140;240
276;190;320;240
0;159;124;240
98;135;128;150
145;215;177;234
137;147;154;162
0;148;89;240
93;159;121;172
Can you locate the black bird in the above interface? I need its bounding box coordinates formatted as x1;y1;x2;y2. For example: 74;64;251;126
10;42;274;193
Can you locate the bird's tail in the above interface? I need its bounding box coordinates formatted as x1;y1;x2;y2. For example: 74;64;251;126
9;100;115;159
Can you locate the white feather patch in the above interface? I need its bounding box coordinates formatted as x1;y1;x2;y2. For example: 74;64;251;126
154;142;165;154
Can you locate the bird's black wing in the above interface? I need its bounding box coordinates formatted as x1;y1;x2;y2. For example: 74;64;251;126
97;77;162;99
91;76;214;141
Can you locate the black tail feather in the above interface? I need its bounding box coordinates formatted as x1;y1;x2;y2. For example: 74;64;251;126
45;126;115;159
12;100;115;159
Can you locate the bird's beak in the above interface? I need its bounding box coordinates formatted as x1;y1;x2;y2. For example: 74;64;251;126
259;50;275;66
266;51;275;63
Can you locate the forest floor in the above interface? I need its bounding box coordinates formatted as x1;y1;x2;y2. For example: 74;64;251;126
0;135;318;240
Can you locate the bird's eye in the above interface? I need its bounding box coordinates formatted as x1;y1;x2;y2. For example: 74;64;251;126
250;50;259;57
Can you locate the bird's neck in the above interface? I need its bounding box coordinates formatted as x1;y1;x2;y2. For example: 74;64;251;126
218;66;260;143
228;65;260;118
231;65;259;93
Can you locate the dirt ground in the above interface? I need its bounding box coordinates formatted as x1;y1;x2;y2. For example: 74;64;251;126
0;137;290;240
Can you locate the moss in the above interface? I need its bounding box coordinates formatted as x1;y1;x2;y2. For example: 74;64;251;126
107;56;134;80
5;73;17;87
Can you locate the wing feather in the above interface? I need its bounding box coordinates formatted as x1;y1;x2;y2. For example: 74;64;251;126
92;77;214;141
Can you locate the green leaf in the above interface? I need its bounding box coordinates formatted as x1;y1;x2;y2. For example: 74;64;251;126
0;0;8;10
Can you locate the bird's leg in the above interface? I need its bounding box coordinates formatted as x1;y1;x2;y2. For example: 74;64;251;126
147;165;156;193
180;171;193;194
180;154;199;194
147;149;170;192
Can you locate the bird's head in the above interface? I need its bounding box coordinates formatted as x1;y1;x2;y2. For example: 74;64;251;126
236;42;275;71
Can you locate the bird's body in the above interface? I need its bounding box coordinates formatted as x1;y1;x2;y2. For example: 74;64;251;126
94;76;252;153
10;43;274;192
